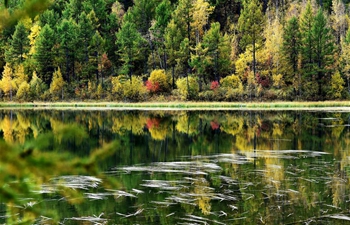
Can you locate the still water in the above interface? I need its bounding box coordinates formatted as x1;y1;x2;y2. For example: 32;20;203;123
1;109;350;224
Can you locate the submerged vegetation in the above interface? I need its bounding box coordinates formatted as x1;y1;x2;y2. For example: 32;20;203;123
0;0;350;102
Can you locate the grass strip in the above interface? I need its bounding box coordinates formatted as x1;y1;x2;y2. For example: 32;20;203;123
0;101;349;110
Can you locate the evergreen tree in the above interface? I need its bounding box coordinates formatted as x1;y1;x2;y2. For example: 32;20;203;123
78;11;95;63
33;24;55;85
150;0;172;70
282;16;301;95
128;0;158;36
238;0;265;91
203;22;231;81
58;19;79;83
164;19;184;89
90;31;105;82
312;9;335;97
116;14;147;80
300;1;315;79
189;42;210;91
5;22;29;65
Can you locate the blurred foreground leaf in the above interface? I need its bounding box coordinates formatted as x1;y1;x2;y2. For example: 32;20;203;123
1;0;52;30
0;124;119;224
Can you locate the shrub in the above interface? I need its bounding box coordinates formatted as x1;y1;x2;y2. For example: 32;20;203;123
220;74;243;101
112;75;148;101
176;76;199;100
148;69;169;93
16;81;30;101
210;81;220;90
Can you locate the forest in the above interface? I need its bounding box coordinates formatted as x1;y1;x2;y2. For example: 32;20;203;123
0;0;350;101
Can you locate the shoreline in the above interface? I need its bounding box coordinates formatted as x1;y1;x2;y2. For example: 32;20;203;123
0;101;349;111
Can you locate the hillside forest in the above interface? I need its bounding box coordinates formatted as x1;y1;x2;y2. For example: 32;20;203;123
0;0;350;101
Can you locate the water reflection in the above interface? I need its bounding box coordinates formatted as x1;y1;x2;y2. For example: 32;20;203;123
0;110;350;224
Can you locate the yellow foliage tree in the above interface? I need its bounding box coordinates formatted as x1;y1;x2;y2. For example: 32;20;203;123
16;81;30;101
50;67;65;100
1;63;14;100
28;23;41;56
191;0;214;44
13;64;27;90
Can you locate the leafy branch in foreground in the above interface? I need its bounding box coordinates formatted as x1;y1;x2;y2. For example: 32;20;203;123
0;124;119;224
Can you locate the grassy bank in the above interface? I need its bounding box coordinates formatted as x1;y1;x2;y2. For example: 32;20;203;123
0;101;349;110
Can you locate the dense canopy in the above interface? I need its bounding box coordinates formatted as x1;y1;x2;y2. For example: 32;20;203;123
0;0;350;101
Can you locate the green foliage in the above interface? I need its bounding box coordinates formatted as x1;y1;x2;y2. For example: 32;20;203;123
116;14;147;77
33;24;55;85
176;76;199;100
5;22;29;65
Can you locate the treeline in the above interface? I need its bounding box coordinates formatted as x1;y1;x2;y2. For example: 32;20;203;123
0;0;350;101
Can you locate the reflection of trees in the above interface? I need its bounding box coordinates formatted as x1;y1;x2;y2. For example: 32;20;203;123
0;110;350;224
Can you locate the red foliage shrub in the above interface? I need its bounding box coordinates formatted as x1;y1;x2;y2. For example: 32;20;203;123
146;118;160;129
210;81;220;90
145;80;160;93
210;121;220;130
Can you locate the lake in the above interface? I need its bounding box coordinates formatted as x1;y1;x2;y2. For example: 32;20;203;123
0;109;350;224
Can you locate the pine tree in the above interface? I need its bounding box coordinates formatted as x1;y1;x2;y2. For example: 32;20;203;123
312;9;335;97
78;12;95;64
33;24;55;85
5;22;30;65
164;19;184;89
238;0;265;95
58;19;79;83
300;1;315;79
282;16;301;95
189;42;211;91
203;22;231;82
90;31;105;82
115;13;147;80
150;0;172;70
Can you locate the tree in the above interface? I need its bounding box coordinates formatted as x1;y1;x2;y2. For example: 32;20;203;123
331;0;347;45
116;13;147;80
1;63;14;100
5;22;29;65
90;31;105;83
299;0;315;79
150;0;172;70
77;11;95;63
174;0;193;42
127;0;158;36
203;22;231;82
312;9;335;97
50;67;65;100
33;24;55;85
164;19;184;89
238;0;265;97
190;0;214;44
282;16;301;96
189;42;211;91
58;19;79;83
328;70;344;99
